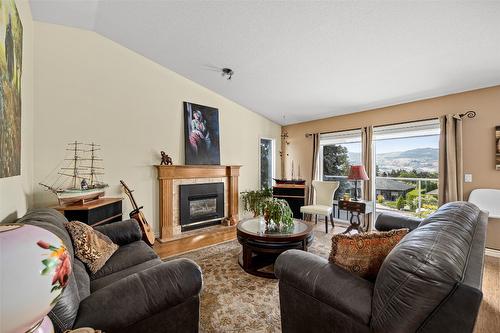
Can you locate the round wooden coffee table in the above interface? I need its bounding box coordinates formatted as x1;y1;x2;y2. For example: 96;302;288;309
237;217;314;279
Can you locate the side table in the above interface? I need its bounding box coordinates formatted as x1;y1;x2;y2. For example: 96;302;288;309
52;197;123;226
338;199;373;233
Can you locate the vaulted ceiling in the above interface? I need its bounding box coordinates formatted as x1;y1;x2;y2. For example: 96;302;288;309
30;1;500;125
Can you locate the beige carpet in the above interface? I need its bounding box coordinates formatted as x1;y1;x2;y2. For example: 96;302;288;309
166;225;500;333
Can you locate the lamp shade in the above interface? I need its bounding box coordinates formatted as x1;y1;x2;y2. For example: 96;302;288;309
347;165;369;180
0;224;72;333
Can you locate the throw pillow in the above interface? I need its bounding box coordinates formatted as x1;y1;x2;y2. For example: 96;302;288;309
329;228;408;280
64;221;118;274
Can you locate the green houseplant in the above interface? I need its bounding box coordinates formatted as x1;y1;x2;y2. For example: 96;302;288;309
241;188;273;217
263;198;294;230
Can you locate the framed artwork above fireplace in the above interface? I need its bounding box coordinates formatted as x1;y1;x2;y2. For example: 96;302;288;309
184;102;221;165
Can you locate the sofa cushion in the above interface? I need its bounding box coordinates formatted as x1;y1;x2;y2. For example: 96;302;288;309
18;208;74;258
91;259;162;292
329;228;408;280
91;241;158;280
47;273;81;332
94;219;142;245
65;221;118;274
371;201;481;332
73;259;91;300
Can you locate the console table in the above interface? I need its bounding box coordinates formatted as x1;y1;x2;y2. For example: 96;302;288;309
272;184;306;219
52;197;123;226
338;199;373;233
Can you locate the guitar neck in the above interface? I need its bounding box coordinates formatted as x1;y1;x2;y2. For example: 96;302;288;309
121;181;140;211
127;191;140;211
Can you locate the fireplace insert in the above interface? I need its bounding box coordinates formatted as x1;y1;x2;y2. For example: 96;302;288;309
179;182;224;231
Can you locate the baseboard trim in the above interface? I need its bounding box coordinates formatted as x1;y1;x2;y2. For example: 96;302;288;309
485;248;500;258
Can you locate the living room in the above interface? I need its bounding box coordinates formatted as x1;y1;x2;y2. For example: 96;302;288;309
1;1;499;333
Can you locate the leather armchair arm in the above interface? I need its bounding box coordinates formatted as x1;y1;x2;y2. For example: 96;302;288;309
375;212;422;232
275;250;373;324
94;219;142;245
73;258;202;331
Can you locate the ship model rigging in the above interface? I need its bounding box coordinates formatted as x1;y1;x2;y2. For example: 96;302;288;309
40;141;108;205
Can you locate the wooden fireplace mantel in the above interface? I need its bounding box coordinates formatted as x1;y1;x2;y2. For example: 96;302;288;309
155;165;241;243
156;164;241;179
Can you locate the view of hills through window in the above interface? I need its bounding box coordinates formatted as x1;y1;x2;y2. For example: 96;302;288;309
375;135;439;177
374;133;439;218
321;128;440;218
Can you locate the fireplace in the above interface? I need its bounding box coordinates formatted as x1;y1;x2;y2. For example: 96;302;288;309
179;182;224;231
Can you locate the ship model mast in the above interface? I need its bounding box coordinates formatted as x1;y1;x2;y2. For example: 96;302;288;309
80;142;105;189
39;141;108;204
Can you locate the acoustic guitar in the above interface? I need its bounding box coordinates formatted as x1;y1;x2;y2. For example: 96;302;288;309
120;180;155;246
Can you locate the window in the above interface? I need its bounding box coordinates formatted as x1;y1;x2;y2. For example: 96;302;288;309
374;119;440;218
320;129;362;199
259;138;275;189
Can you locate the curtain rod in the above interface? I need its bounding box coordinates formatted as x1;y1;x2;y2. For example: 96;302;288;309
304;126;362;138
303;111;477;138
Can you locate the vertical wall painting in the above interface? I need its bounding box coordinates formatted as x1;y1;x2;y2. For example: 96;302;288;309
184;102;220;165
496;126;500;171
0;0;23;178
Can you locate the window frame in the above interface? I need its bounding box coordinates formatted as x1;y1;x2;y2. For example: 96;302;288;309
319;129;363;180
259;137;276;189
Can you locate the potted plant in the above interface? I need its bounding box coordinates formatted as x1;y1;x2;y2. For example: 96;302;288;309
262;198;294;231
241;188;273;217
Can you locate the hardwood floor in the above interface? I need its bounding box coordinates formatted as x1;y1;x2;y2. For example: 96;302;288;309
153;224;236;258
476;255;500;333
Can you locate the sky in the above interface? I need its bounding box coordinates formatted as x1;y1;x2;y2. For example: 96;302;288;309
375;135;439;154
342;135;439;154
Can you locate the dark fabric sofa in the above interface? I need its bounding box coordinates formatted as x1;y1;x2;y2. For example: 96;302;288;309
275;201;488;333
18;208;202;333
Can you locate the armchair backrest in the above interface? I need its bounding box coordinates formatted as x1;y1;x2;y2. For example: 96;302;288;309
312;180;339;206
371;202;486;332
468;188;500;218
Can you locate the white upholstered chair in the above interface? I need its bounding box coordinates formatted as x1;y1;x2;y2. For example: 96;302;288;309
300;180;339;233
468;189;500;219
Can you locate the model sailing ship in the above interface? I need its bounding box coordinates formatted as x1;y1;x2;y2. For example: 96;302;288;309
40;141;108;205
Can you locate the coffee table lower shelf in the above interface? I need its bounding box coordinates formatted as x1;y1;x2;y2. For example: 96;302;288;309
237;234;314;279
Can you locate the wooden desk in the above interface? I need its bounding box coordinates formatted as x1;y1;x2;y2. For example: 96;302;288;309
338;200;373;233
53;197;123;226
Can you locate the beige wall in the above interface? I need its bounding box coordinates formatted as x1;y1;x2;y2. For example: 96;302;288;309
0;0;34;223
33;22;281;235
284;85;500;249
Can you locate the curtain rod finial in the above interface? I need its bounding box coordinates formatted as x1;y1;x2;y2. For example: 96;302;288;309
460;111;476;119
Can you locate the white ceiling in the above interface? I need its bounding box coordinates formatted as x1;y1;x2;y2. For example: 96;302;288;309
30;1;500;125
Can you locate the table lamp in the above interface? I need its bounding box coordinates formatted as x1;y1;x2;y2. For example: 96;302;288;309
0;224;72;333
347;165;369;201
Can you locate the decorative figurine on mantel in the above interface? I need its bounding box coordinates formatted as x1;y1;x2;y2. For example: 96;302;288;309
160;151;173;165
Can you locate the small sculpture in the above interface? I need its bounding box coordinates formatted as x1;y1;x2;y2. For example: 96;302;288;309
81;178;89;190
160;151;173;165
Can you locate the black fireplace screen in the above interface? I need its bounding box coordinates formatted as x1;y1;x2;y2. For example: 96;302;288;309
179;182;224;231
190;197;217;217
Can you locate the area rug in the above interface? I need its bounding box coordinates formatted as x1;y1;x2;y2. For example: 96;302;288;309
166;225;336;333
165;225;500;333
